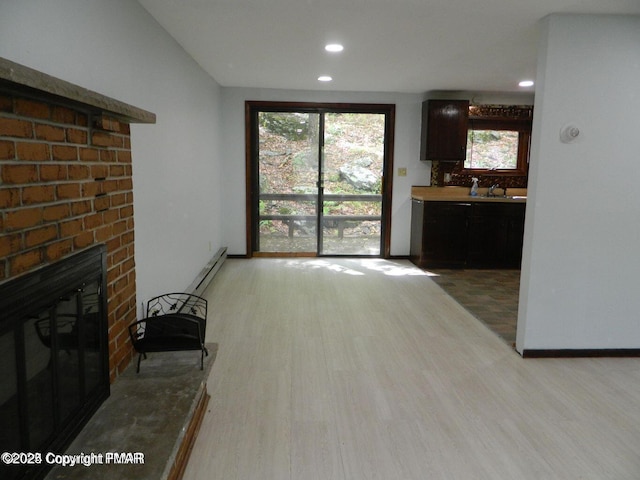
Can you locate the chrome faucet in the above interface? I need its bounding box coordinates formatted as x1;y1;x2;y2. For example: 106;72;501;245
488;183;500;197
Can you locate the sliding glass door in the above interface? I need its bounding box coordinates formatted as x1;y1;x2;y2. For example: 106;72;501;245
256;111;321;254
247;102;394;257
320;112;384;255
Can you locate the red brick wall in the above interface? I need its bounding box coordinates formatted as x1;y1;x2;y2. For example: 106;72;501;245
0;93;136;382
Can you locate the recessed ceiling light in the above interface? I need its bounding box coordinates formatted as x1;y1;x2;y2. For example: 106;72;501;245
519;80;534;87
325;44;344;53
318;75;333;82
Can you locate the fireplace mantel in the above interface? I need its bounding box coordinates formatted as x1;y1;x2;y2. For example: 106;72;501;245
0;57;155;125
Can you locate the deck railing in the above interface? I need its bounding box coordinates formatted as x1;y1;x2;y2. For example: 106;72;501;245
259;193;381;238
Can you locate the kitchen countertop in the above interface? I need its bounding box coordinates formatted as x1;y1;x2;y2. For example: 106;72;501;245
411;186;527;203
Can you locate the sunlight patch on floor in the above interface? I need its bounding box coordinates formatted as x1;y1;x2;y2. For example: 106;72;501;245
282;257;430;277
353;258;429;277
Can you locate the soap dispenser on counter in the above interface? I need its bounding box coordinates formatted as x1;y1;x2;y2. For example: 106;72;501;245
470;177;479;196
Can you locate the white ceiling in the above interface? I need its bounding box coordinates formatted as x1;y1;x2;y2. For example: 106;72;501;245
138;0;640;94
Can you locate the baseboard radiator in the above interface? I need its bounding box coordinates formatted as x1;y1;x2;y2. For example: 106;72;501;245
186;247;228;297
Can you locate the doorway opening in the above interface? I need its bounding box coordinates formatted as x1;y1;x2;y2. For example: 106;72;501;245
246;102;395;257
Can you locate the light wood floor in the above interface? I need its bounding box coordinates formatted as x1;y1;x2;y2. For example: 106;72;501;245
184;258;640;480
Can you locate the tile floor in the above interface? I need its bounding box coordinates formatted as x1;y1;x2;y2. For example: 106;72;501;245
428;268;521;346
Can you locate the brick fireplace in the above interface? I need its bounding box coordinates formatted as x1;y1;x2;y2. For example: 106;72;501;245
0;58;156;382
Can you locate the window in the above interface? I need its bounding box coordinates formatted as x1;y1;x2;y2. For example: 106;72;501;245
462;107;532;176
466;129;519;170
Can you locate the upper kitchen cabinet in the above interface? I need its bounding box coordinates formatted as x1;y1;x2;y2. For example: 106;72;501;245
420;99;469;161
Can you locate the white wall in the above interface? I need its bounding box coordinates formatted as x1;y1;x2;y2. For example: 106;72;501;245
220;87;426;256
517;14;640;351
0;0;224;309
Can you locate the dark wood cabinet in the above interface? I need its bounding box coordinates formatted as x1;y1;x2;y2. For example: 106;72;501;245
410;199;426;265
504;209;526;267
420;99;469;161
411;199;526;269
468;203;526;268
411;199;470;268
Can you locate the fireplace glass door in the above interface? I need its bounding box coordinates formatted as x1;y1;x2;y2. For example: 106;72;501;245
0;246;109;480
23;281;102;448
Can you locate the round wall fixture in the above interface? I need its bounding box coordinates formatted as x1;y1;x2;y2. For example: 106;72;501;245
560;124;580;143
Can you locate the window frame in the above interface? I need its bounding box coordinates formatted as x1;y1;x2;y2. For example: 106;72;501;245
462;115;532;177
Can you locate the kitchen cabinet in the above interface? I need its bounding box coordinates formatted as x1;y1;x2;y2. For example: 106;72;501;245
411;199;470;268
468;203;526;268
410;199;526;269
420;99;469;161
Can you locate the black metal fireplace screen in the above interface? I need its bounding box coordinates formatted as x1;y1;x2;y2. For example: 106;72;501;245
0;245;110;480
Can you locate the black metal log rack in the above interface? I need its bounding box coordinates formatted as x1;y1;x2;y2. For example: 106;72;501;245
128;293;209;373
